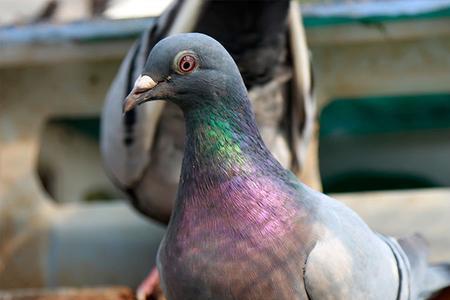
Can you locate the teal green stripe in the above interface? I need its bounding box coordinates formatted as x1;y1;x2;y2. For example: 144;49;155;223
304;7;450;28
320;93;450;137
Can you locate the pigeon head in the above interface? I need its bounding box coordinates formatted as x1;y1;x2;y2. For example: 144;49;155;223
123;33;245;112
123;33;268;178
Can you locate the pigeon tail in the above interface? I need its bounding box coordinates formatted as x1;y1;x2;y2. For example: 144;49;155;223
422;263;450;299
396;234;450;300
397;234;429;299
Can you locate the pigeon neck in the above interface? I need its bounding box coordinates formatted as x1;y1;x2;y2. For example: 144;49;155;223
181;96;274;184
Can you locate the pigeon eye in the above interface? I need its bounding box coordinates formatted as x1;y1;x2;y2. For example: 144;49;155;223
177;53;197;74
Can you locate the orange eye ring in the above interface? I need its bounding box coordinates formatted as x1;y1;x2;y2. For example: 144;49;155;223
177;53;197;74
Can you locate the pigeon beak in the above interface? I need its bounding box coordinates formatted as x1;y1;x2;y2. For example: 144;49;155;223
123;75;158;113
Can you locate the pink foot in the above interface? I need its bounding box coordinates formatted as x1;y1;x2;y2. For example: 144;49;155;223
136;267;165;300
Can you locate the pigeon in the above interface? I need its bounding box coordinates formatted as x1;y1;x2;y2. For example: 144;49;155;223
101;0;315;224
123;33;450;300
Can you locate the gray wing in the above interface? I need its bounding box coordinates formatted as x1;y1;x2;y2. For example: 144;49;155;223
303;193;400;300
302;188;450;300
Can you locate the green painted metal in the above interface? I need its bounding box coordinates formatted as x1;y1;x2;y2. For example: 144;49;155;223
320;93;450;138
320;93;450;193
303;7;450;27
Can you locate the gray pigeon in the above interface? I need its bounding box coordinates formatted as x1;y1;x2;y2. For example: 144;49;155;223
123;33;450;300
101;0;315;224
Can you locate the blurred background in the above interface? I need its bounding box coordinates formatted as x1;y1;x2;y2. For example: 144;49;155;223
1;0;450;298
